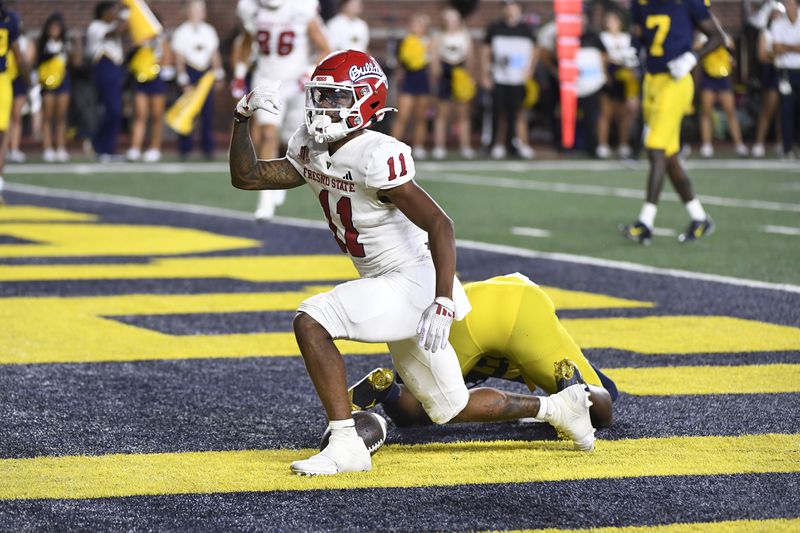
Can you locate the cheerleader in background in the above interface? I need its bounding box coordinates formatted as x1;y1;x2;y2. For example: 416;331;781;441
0;4;29;204
127;28;172;162
86;1;128;161
7;20;36;163
597;9;639;160
36;13;75;163
171;0;224;160
752;5;785;157
431;7;476;160
696;31;748;157
325;0;369;53
391;14;433;159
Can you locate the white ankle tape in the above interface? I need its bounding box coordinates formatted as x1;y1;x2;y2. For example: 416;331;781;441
329;418;355;430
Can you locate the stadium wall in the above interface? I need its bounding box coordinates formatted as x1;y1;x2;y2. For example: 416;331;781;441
13;0;745;50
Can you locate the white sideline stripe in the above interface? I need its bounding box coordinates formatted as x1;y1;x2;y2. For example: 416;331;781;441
4;182;330;230
763;225;800;236
7;162;798;213
424;172;800;214
652;227;677;237
6;162;228;175
511;226;551;238
5;182;800;295
417;159;800;173
455;240;800;295
7;158;800;176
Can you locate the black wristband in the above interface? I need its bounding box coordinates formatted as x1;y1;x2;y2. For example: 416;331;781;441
233;111;250;124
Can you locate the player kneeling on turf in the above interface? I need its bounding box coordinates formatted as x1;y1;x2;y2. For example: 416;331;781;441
230;51;595;476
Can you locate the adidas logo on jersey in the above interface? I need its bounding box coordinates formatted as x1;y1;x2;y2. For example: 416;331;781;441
299;146;309;163
341;171;353;181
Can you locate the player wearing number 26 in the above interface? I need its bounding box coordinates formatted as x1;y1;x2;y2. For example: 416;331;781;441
230;50;598;475
234;0;330;221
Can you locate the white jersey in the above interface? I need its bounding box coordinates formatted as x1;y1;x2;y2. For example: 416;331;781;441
326;14;369;53
286;127;430;279
770;14;800;69
600;31;632;66
437;30;471;65
86;19;124;65
171;21;219;71
237;0;319;81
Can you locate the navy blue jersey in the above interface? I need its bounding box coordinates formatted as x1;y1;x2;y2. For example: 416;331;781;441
0;10;20;73
631;0;711;74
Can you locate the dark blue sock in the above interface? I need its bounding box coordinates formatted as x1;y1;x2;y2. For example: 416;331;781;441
381;381;401;407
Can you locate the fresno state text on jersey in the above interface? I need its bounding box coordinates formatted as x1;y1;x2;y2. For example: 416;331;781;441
286;126;429;278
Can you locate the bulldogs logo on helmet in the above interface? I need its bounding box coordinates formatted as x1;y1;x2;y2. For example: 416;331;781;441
305;50;396;143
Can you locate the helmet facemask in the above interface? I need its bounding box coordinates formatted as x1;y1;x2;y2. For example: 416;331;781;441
305;81;371;143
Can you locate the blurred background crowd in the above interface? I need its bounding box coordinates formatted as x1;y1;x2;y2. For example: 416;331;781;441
2;0;799;165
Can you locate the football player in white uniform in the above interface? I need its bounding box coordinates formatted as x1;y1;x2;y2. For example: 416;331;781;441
229;50;596;476
233;0;330;221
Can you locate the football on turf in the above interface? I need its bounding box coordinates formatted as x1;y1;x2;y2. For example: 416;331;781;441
319;411;388;455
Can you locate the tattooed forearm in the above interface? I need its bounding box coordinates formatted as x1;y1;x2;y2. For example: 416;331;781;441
229;120;305;190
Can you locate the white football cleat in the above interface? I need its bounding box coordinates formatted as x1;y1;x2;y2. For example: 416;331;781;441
290;433;371;476
751;143;765;158
544;384;595;452
699;144;714;158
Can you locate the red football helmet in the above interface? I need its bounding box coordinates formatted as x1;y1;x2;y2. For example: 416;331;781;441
305;50;395;143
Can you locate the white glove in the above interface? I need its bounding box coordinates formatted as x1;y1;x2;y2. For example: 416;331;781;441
666;51;697;80
235;83;281;118
417;297;455;353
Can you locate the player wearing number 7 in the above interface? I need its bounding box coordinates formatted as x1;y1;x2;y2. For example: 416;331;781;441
620;0;724;245
230;50;597;476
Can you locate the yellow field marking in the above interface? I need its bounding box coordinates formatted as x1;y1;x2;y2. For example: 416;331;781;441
0;224;259;257
607;364;800;395
563;316;800;354
0;258;648;314
540;286;652;310
508;517;800;533
0;289;383;364
0;206;97;222
0;434;797;500
3;288;799;364
0;255;360;282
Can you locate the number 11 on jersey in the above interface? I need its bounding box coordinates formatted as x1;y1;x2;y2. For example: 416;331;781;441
318;191;366;257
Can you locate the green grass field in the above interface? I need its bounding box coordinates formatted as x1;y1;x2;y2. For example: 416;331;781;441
6;159;800;284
